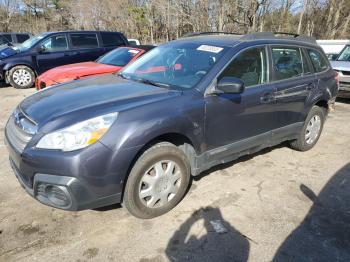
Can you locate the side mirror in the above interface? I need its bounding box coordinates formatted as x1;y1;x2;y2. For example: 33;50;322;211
217;77;245;94
36;45;45;53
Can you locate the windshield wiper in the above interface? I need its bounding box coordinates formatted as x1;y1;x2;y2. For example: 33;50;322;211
135;78;171;88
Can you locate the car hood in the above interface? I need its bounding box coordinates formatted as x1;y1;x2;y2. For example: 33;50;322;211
20;74;181;127
0;46;17;59
40;62;122;82
330;61;350;71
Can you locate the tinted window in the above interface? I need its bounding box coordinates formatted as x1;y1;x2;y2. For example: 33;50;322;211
70;33;98;48
16;34;30;43
272;47;303;80
337;45;350;62
3;34;12;42
98;47;141;66
219;47;268;87
308;49;328;72
101;32;124;46
41;35;68;52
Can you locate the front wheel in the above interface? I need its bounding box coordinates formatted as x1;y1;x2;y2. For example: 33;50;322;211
8;65;35;89
290;106;326;151
123;142;191;219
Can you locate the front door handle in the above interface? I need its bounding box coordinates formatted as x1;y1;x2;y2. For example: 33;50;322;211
260;93;275;103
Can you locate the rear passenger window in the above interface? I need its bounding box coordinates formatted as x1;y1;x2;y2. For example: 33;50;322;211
70;34;98;48
308;50;328;72
272;47;303;80
101;32;125;46
219;47;268;87
16;34;30;43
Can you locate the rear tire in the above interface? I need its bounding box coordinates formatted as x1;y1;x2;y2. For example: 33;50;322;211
123;142;191;219
8;65;35;89
290;106;326;151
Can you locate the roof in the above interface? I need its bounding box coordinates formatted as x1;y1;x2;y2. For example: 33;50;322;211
177;32;319;48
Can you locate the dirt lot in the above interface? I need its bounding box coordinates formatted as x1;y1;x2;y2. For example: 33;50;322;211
0;86;349;262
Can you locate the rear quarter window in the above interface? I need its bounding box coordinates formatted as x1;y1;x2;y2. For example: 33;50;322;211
70;33;99;48
101;32;125;46
308;49;328;72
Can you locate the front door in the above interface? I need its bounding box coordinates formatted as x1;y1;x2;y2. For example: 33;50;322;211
35;34;71;74
205;46;277;152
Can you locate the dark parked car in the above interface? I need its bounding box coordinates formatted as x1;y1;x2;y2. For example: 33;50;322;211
0;31;128;89
0;32;31;46
5;32;338;218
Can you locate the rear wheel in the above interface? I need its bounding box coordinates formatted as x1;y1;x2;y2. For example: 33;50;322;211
8;65;35;89
123;142;191;219
290;106;325;151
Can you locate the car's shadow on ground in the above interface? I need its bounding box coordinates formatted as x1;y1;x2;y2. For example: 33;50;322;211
273;163;350;261
336;97;350;104
194;142;288;181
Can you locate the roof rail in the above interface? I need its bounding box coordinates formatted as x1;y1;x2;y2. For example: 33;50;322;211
182;31;242;38
241;32;317;45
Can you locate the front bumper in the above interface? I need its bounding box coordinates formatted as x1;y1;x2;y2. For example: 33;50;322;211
5;132;140;211
10;159;121;210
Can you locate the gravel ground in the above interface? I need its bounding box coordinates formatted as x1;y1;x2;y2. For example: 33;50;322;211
0;86;349;262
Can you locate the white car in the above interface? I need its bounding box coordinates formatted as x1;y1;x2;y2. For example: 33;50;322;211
128;38;140;45
330;45;350;96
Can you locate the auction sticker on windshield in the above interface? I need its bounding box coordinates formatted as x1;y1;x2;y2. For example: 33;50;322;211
128;50;140;55
197;45;223;53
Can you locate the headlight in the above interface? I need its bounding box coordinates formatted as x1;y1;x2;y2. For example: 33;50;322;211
36;112;118;151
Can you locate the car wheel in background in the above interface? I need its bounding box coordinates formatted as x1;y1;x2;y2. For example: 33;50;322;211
123;142;191;219
8;65;35;89
290;106;326;151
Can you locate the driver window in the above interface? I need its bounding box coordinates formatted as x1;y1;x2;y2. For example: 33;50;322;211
40;35;68;52
219;47;268;87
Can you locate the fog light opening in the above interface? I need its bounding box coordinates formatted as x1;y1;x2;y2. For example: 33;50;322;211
45;185;71;207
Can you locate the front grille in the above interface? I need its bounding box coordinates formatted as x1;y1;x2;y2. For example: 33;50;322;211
5;111;36;153
341;71;350;76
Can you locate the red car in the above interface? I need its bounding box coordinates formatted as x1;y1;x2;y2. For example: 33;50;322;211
36;45;154;89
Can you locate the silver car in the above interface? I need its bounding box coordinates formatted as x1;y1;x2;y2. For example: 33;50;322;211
330;45;350;96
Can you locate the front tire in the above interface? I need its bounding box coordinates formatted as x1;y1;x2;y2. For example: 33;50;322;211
123;142;191;219
290;106;326;151
8;65;35;89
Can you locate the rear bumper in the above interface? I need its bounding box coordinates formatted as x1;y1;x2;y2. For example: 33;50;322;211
339;82;350;92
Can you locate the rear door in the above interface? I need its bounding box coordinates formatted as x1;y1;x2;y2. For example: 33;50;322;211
271;45;317;129
67;33;105;63
35;34;71;73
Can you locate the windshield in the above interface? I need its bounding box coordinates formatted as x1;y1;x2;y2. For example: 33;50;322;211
15;34;46;52
337;45;350;61
98;47;142;66
121;43;228;89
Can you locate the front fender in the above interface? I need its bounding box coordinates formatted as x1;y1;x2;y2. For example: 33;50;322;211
3;61;37;75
